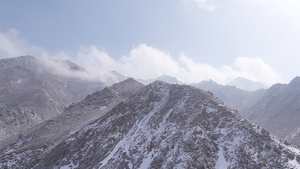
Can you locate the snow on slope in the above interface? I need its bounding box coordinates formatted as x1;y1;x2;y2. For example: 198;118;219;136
14;81;300;168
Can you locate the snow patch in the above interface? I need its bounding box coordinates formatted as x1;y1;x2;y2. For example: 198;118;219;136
288;158;300;168
215;148;230;169
60;161;79;169
139;150;154;169
206;107;217;113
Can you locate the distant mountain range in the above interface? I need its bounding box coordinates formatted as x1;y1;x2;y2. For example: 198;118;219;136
138;75;268;92
138;75;183;85
191;79;266;114
228;77;268;91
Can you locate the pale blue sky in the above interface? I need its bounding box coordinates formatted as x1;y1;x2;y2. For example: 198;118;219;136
0;0;300;85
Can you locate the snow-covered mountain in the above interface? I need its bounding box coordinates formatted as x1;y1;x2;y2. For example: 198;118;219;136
4;81;297;168
243;76;300;147
228;77;267;91
0;56;107;141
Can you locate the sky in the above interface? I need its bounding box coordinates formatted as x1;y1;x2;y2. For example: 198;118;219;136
0;0;300;86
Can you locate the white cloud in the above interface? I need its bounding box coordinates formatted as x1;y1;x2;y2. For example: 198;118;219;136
0;29;50;59
72;44;282;86
247;0;269;3
247;0;300;18
0;29;116;84
0;29;282;86
0;28;70;60
234;57;282;86
0;29;29;58
74;44;185;80
194;0;216;11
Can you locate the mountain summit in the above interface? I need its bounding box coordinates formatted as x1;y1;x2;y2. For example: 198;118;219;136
138;75;182;85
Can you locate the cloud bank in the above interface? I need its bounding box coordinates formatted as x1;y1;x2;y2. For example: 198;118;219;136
0;29;282;86
74;44;281;86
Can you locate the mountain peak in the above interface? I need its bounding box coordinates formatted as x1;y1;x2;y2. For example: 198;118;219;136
149;80;171;88
111;78;142;87
17;55;36;60
123;77;136;82
109;78;144;99
289;76;300;86
156;75;181;84
0;55;38;70
137;75;182;85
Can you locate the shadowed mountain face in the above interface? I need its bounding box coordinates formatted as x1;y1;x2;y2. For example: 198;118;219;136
7;81;297;169
243;77;300;147
0;56;106;141
0;78;144;168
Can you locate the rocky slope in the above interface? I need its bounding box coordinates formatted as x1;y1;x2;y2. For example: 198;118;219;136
0;56;106;141
0;78;144;168
244;76;300;147
4;81;297;168
0;104;42;141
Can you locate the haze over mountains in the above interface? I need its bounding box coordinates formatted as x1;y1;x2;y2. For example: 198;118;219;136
1;56;300;168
